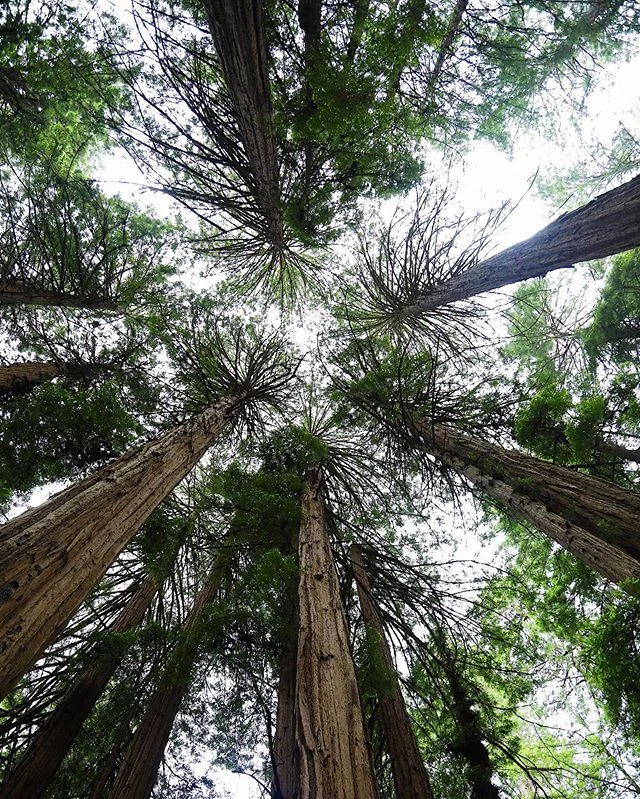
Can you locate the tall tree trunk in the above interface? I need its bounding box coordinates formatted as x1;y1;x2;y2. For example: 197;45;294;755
106;552;230;799
295;478;379;799
401;174;640;314
0;576;156;799
601;441;640;465
272;632;298;799
416;421;640;586
350;545;435;799
435;631;500;799
0;396;239;699
203;0;283;246
0;361;61;397
0;283;119;311
87;715;135;799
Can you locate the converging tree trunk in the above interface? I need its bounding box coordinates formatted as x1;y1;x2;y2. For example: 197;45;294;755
106;551;231;799
401;174;640;314
272;614;298;799
203;0;283;245
0;283;119;311
434;630;500;799
0;397;239;699
295;478;379;799
351;545;435;799
0;361;61;397
416;421;640;587
0;576;156;799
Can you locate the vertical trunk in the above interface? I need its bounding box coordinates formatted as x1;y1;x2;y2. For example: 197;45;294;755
0;361;61;397
0;283;119;311
415;421;640;587
402;174;640;314
295;479;379;799
105;552;231;799
0;576;156;799
351;545;435;799
0;396;239;699
203;0;283;245
272;633;298;799
436;633;500;799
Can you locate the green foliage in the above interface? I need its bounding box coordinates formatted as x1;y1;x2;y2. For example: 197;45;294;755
514;386;573;462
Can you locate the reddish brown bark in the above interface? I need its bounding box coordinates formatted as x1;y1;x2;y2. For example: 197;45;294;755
402;174;640;313
0;397;239;699
0;283;119;311
0;361;61;397
272;633;298;799
295;480;379;799
351;545;435;799
416;421;640;587
0;576;156;799
106;555;230;799
203;0;283;245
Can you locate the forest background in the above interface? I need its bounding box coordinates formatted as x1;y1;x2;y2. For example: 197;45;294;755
2;1;640;798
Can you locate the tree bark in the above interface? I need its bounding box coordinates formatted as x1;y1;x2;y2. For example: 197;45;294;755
351;545;435;799
0;361;61;397
401;174;640;314
295;479;379;799
0;396;239;700
435;632;500;799
416;421;640;587
106;553;230;799
0;283;119;311
272;632;298;799
0;576;156;799
203;0;283;246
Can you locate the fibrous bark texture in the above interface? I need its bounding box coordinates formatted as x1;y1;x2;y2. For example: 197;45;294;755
351;545;435;799
106;558;229;799
203;0;283;245
295;481;379;799
0;576;156;799
272;627;298;798
404;173;640;313
417;421;640;586
0;397;238;699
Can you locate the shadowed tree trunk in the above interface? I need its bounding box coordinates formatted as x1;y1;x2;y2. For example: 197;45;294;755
105;551;231;799
0;283;119;311
295;477;379;799
0;576;156;799
415;420;640;587
351;545;435;799
434;631;500;799
0;361;61;397
0;396;240;699
88;715;135;799
272;613;298;799
203;0;283;246
401;174;640;314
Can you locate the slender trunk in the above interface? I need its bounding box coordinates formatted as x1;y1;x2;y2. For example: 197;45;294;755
436;633;500;799
0;576;156;799
272;632;298;799
203;0;283;245
295;479;379;799
351;545;435;799
402;174;640;313
416;421;640;586
0;283;119;311
0;397;239;699
601;442;640;465
87;716;134;799
0;361;61;397
106;553;230;799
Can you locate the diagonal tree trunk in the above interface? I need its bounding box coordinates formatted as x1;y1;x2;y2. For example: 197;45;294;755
416;420;640;587
203;0;283;246
0;576;156;799
0;361;61;397
401;174;640;314
0;283;119;311
0;396;239;699
105;551;231;799
295;478;379;799
351;544;435;799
